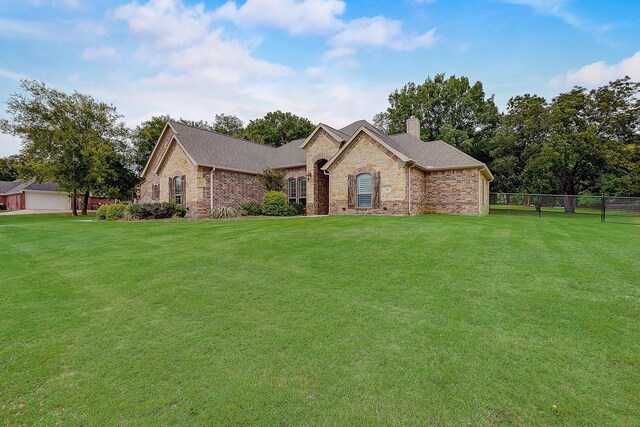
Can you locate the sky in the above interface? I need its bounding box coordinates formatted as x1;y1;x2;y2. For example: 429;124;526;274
1;0;639;156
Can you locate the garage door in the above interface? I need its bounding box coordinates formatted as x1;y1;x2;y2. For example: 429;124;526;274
25;192;70;210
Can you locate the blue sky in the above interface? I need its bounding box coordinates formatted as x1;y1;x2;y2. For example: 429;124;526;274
1;0;639;156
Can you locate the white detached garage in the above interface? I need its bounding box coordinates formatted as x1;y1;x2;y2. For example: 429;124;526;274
24;190;70;210
0;180;71;211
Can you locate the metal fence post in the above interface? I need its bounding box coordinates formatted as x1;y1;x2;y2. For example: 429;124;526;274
601;195;605;223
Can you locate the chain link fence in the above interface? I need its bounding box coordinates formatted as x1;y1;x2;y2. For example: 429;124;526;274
490;193;640;224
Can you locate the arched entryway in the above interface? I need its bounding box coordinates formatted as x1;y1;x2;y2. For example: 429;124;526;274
314;159;329;215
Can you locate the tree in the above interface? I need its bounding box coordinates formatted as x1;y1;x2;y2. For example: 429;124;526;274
0;79;132;215
378;74;500;162
0;155;22;181
489;95;551;193
258;168;285;192
242;111;315;147
212;113;244;137
131;115;171;173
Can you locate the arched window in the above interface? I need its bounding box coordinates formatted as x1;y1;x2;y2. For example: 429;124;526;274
357;173;372;208
298;177;307;207
288;178;297;204
174;176;182;205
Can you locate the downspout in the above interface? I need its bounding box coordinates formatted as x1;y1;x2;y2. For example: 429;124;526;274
210;167;215;212
324;169;330;215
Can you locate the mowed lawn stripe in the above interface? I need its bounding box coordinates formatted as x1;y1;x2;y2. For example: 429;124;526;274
1;214;638;425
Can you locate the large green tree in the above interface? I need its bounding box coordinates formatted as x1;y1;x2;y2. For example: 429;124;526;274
0;79;132;215
211;113;244;137
242;111;315;147
375;73;500;162
491;78;640;201
0;155;22;181
489;95;551;193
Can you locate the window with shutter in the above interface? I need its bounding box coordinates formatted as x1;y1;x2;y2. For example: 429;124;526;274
347;174;356;208
357;173;372;208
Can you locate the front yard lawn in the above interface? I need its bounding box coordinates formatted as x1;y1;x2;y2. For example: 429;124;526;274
1;214;638;425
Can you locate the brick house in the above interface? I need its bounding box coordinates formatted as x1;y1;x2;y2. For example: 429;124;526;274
139;118;493;216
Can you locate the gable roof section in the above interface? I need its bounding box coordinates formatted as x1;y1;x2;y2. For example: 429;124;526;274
323;125;411;171
298;124;348;149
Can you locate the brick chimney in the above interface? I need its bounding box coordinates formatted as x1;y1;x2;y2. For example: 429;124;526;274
406;116;420;140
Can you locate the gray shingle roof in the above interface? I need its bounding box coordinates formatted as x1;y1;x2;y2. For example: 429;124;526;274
170;121;276;173
25;182;59;191
388;133;484;170
166;119;486;175
269;138;306;168
0;179;61;195
0;180;22;194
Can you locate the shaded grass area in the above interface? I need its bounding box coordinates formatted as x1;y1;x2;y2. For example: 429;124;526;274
1;214;639;425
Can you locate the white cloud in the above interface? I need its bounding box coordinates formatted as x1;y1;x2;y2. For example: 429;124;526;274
113;0;292;82
213;0;346;35
329;17;436;56
113;0;214;49
324;46;356;59
82;46;119;60
550;51;640;87
0;68;28;81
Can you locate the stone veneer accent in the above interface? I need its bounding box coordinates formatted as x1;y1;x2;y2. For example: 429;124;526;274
140;141;199;212
327;132;409;215
304;128;341;215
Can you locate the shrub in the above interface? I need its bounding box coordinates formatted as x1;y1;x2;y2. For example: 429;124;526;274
96;203;127;220
126;202;186;220
289;202;305;216
212;206;238;219
262;191;289;216
239;200;263;216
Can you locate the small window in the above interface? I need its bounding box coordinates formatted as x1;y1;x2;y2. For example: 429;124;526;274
288;178;297;204
298;177;307;207
174;176;182;205
357;174;372;208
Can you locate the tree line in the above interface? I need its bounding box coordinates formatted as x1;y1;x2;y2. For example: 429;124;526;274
375;73;640;199
1;75;638;215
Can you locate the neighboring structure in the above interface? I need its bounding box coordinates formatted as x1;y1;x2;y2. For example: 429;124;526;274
0;180;114;211
139;118;493;216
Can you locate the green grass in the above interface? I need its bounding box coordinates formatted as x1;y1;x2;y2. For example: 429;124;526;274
1;214;639;425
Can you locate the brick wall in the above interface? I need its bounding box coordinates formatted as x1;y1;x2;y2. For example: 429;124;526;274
212;169;265;210
4;193;24;211
421;168;482;215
